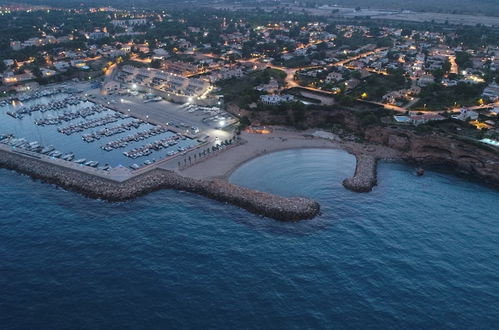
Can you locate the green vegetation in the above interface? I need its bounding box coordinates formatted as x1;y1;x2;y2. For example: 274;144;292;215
353;72;409;100
412;83;485;110
217;68;286;107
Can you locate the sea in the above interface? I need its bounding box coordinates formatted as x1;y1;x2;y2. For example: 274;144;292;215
1;149;498;329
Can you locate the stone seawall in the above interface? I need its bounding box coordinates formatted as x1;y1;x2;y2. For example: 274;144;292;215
0;148;319;221
342;155;378;192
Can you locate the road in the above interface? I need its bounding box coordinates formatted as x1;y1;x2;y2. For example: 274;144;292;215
237;47;388;96
360;99;499;114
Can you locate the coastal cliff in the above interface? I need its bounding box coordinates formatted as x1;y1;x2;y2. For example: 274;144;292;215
0;149;320;221
364;127;499;188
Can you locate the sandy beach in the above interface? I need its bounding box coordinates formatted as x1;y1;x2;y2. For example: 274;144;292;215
178;127;402;180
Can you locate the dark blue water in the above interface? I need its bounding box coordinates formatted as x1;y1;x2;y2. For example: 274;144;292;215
1;149;498;329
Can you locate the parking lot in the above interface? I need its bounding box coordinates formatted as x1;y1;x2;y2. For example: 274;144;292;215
84;86;237;169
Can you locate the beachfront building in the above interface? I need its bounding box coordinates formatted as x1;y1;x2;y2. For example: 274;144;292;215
2;72;35;85
118;65;210;98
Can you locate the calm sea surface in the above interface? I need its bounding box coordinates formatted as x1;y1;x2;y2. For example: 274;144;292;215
1;149;498;329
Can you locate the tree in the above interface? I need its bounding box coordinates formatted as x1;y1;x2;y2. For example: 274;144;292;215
239;116;251;129
432;68;445;81
291;102;306;124
150;59;161;69
455;51;472;69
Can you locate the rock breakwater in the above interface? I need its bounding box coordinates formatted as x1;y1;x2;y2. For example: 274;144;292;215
0;148;319;221
342;154;378;192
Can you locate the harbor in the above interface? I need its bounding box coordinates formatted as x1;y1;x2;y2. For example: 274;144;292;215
0;85;203;171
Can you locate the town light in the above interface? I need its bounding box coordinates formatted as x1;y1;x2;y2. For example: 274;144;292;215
132;83;137;89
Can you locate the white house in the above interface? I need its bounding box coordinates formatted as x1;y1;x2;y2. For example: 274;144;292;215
54;61;70;72
325;72;343;84
453;108;479;121
260;94;295;105
483;83;499;101
409;113;446;125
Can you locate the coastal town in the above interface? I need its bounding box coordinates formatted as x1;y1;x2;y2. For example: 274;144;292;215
2;2;499;329
0;2;499;219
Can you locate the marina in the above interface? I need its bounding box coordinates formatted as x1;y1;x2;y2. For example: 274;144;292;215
0;88;200;169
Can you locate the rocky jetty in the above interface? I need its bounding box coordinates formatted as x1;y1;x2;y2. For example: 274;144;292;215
342;155;378;192
0;148;319;221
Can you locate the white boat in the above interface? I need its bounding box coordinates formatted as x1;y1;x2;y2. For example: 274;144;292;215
143;96;162;103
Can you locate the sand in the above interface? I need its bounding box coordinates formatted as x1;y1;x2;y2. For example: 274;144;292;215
178;127;401;180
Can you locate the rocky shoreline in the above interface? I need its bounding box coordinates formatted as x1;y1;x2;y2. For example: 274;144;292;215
364;127;499;189
0;148;320;221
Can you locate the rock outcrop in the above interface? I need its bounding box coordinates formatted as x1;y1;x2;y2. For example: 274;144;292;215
365;127;499;188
